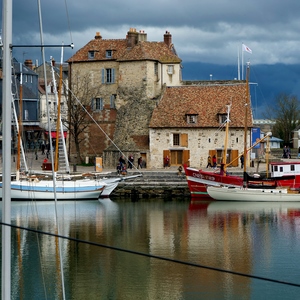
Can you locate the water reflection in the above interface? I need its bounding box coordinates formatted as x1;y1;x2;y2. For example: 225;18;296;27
1;199;300;299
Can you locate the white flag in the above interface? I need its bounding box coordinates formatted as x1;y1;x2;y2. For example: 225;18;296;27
242;44;252;54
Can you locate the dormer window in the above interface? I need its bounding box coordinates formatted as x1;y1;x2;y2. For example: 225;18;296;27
106;50;112;58
219;114;227;124
88;51;95;59
167;65;174;75
187;114;197;124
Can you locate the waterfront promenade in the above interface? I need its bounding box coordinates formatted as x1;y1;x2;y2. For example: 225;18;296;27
1;154;276;198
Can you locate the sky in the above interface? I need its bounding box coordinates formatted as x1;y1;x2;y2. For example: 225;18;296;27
2;0;300;66
2;0;300;118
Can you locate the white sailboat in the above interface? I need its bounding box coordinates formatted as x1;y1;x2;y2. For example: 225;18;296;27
0;44;141;201
0;48;108;200
207;185;300;202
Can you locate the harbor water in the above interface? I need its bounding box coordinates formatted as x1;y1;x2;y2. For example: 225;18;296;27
1;198;300;299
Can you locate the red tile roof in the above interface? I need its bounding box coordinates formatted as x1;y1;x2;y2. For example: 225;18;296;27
119;41;181;63
67;38;128;62
67;33;181;63
149;82;253;128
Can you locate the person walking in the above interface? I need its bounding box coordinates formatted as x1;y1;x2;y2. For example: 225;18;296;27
212;155;217;168
138;157;143;169
240;155;244;168
41;142;45;155
206;155;212;168
128;154;134;169
164;155;170;168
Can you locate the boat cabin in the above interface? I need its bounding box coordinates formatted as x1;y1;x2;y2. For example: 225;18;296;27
269;161;300;177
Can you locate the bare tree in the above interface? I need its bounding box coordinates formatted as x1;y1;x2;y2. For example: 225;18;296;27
63;71;101;164
264;93;300;144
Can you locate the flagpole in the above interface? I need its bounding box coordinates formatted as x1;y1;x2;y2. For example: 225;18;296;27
238;46;240;80
242;43;244;80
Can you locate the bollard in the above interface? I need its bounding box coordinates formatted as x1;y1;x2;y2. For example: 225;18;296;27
73;164;77;172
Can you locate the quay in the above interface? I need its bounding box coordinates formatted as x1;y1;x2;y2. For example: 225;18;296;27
3;156;277;199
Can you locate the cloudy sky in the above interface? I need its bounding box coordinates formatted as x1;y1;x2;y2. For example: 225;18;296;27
3;0;300;66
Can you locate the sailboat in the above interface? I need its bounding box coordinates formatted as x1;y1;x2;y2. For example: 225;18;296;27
0;52;141;200
184;63;300;199
206;63;300;202
0;52;109;200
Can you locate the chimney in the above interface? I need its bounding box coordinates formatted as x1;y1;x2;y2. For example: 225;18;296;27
24;59;33;70
164;31;172;48
95;32;102;40
138;30;147;42
127;28;138;48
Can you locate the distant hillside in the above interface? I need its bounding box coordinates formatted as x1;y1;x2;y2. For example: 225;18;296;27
181;62;300;119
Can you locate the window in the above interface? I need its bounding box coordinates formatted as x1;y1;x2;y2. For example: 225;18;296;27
173;134;180;146
24;109;29;121
102;68;115;84
172;133;188;147
219;114;227;124
110;94;116;109
92;98;103;111
88;51;95;59
187;115;197;124
106;50;112;58
167;65;174;74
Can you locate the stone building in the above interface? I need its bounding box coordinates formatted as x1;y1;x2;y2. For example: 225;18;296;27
149;82;253;169
67;28;181;166
35;59;69;138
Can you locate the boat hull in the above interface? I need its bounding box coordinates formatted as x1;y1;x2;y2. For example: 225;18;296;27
184;165;243;199
207;186;300;202
0;179;105;200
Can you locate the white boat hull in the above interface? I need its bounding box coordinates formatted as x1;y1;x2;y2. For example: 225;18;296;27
207;186;300;202
0;179;106;200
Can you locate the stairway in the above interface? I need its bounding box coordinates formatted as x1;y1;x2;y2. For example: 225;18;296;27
56;137;70;174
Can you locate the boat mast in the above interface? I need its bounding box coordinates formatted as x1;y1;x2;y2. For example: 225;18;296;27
2;0;12;298
222;104;231;174
243;62;250;187
16;63;23;180
53;45;70;173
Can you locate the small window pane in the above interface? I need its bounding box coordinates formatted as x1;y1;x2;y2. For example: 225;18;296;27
173;134;180;146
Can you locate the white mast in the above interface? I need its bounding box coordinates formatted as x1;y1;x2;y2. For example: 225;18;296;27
242;43;244;80
237;46;240;80
2;0;12;298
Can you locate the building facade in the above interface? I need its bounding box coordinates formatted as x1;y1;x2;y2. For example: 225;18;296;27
67;28;181;165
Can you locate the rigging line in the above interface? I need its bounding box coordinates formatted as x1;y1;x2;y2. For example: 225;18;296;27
37;0;66;299
63;0;73;45
3;222;300;289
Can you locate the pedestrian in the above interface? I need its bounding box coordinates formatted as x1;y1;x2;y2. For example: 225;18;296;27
287;146;291;159
164;155;170;168
116;163;121;175
41;142;45;155
283;146;288;158
177;165;183;176
138;157;143;169
240;154;244;168
119;155;126;167
212;155;217;168
46;142;50;158
128;154;134;169
206;155;212;168
298;147;300;158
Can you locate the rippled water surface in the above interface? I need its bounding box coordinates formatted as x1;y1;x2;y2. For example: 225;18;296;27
1;199;300;299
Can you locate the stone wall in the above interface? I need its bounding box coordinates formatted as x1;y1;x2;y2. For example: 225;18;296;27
103;84;159;167
149;127;248;169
